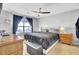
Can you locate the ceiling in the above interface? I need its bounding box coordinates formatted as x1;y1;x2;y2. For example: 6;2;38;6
2;3;79;18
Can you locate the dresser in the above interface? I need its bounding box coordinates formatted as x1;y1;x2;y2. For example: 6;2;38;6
59;33;73;45
0;35;23;55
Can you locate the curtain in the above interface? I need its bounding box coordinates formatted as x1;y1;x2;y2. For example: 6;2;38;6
27;17;33;32
13;15;23;34
75;17;79;38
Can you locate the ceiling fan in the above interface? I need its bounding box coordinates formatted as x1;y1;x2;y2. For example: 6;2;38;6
32;8;50;14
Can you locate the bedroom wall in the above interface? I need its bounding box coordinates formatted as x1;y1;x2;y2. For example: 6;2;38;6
0;10;39;34
0;10;13;34
33;18;39;32
39;9;79;33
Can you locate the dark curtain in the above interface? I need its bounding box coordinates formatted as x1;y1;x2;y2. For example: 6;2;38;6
0;3;2;14
75;17;79;38
13;15;23;34
27;17;33;32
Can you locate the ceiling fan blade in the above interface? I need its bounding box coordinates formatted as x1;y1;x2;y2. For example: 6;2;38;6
32;11;50;14
32;11;39;13
41;12;50;14
32;7;50;14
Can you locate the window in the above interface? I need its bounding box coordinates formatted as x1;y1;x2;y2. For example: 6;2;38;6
16;19;32;34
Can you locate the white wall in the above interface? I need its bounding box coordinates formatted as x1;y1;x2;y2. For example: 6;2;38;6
0;10;13;34
39;9;79;33
39;10;79;28
33;18;39;32
0;10;39;34
1;9;79;34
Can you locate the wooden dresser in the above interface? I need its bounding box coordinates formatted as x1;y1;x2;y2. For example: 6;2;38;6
59;33;73;45
0;35;23;55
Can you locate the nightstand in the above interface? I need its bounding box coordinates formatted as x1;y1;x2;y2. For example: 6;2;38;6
59;33;73;45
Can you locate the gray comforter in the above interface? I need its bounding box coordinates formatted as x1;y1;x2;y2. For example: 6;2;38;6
24;32;59;50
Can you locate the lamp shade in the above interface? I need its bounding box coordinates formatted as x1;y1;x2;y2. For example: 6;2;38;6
60;26;64;33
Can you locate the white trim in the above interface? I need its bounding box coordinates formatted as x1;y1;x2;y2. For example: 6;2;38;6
43;40;59;54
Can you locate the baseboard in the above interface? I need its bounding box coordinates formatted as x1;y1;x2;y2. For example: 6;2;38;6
43;40;59;54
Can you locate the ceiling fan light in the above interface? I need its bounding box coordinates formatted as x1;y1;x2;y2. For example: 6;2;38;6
38;13;42;16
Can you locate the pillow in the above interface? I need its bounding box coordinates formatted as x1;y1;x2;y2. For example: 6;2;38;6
49;28;59;33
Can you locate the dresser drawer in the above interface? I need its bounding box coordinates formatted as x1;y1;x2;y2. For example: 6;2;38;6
60;37;72;44
0;41;23;55
0;47;4;54
9;49;23;55
60;34;72;38
60;36;72;40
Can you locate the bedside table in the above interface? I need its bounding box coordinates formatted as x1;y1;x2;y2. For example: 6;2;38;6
59;33;73;45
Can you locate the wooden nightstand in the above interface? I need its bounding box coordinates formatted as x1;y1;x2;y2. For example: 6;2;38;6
59;33;73;45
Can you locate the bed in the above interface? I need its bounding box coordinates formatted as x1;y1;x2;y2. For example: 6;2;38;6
24;32;59;50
